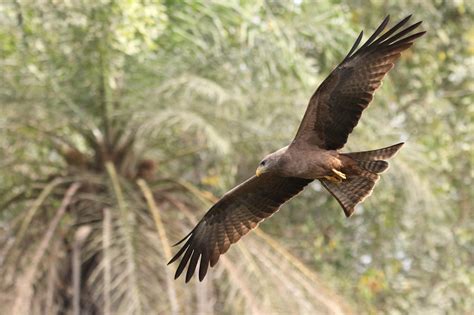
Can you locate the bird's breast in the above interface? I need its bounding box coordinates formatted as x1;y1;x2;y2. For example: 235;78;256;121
281;148;339;179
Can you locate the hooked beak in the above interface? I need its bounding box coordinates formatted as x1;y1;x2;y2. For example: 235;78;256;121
256;165;266;177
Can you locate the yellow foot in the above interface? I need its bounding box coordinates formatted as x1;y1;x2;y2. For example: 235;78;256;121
331;168;346;180
323;175;341;183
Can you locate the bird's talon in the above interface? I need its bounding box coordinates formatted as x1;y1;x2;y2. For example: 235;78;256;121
331;168;346;180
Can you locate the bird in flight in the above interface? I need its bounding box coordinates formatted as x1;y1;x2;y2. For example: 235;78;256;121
169;15;425;282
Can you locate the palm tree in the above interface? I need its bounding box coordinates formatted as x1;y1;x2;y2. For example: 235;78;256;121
2;1;473;314
0;1;352;314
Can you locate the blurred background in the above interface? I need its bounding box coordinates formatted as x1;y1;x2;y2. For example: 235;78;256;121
0;0;472;314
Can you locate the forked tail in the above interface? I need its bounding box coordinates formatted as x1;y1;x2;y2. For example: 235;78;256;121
321;143;404;217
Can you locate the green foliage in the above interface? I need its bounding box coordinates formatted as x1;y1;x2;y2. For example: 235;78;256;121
0;0;472;314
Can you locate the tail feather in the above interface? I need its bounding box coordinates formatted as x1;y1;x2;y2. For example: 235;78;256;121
343;142;403;161
322;142;403;217
321;173;377;217
357;160;389;173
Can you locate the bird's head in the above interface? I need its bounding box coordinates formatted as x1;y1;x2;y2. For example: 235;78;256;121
256;147;287;177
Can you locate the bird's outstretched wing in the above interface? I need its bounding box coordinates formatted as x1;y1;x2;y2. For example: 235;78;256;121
293;15;425;150
168;174;312;282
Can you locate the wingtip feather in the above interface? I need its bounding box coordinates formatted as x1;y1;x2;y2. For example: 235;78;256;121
171;230;193;247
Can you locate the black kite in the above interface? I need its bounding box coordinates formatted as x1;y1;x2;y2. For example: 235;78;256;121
169;15;425;282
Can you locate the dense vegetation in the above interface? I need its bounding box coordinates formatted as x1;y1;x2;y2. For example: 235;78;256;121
1;1;472;314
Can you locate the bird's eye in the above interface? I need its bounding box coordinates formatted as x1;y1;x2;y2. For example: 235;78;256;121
260;160;266;166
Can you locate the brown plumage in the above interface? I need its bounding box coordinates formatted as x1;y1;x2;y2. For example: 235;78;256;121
169;175;311;282
169;15;425;282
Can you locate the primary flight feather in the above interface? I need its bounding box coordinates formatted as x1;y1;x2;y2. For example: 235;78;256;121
169;15;425;282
